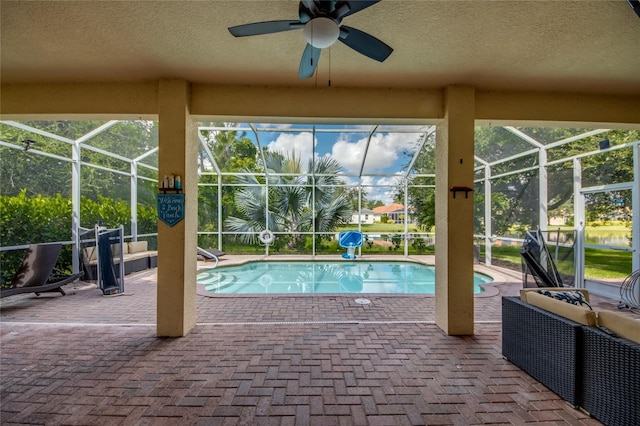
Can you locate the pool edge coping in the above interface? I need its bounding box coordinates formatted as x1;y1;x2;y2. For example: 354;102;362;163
196;256;505;299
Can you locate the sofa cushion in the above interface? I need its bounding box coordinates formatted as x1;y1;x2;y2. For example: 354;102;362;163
525;291;597;326
597;310;640;344
128;241;148;253
110;243;129;256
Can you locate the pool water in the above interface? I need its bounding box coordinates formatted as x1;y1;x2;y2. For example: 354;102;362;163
197;261;492;295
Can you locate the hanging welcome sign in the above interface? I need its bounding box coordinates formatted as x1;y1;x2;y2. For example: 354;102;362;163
158;193;184;227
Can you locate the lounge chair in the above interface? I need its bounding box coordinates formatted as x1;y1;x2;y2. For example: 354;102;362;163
0;243;83;298
520;229;563;288
197;247;225;262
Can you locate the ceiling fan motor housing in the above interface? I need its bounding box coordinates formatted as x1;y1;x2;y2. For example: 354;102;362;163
303;17;340;48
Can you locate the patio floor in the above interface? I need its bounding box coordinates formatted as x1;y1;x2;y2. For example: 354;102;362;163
2;255;637;425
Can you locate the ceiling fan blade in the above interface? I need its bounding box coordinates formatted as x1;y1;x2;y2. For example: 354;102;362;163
338;25;392;62
228;20;304;37
629;0;640;18
301;0;320;15
335;1;380;19
299;44;321;78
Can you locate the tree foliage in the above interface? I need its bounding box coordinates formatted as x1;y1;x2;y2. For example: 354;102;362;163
0;120;158;205
197;126;258;247
224;151;352;249
402;127;640;236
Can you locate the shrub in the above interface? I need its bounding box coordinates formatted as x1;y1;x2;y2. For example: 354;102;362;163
0;191;158;285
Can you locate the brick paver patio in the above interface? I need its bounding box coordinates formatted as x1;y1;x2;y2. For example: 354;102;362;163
2;256;637;425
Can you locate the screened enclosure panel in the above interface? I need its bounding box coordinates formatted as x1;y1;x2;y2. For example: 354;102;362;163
547;162;574;227
0;122;73;159
80;121;158;157
490;170;540;236
474;181;486;235
516;127;594;145
547;129;621;163
581;147;633;187
0;147;72;198
581;185;633;283
474;127;535;163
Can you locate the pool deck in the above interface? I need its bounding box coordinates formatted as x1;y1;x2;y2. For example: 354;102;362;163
2;255;638;425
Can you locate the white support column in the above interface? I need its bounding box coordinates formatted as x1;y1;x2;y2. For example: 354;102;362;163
217;173;222;251
573;158;585;288
404;178;409;256
484;164;492;266
539;148;548;231
71;140;82;274
358;182;363;257
633;145;640;274
130;161;138;242
312;172;316;256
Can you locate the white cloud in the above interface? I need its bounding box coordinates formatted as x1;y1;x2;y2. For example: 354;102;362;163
360;175;404;205
331;132;422;174
360;176;375;187
376;175;404;187
374;175;403;204
255;123;295;130
266;132;316;170
331;135;368;174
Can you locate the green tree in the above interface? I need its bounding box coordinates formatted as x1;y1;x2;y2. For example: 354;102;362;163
197;125;259;247
366;199;384;209
224;151;352;248
0;120;159;207
480;128;639;233
340;185;365;212
402;127;639;236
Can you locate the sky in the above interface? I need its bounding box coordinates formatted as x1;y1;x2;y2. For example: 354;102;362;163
235;123;433;204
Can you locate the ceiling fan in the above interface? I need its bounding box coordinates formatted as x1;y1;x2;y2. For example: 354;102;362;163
228;0;393;79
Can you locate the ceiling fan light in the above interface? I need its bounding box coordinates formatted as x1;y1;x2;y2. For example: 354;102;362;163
303;17;339;48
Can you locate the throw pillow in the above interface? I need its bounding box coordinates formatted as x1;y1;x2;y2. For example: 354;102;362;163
537;289;593;310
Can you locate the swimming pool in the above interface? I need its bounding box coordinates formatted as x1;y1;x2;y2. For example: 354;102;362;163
197;261;492;295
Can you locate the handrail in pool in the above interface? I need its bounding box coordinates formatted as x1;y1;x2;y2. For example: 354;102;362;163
197;247;219;268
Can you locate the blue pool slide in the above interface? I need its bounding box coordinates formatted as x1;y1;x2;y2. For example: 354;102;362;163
338;231;363;259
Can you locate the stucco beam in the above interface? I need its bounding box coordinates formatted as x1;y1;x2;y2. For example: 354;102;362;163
0;82;158;119
3;82;639;128
476;90;640;128
190;84;443;123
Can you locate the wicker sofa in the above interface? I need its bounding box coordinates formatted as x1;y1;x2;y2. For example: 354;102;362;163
502;290;640;426
82;240;157;278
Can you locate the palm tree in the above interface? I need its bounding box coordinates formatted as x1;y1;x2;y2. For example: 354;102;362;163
224;151;352;247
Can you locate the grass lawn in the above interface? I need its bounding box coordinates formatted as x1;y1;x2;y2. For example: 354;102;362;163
487;244;631;281
337;223;422;233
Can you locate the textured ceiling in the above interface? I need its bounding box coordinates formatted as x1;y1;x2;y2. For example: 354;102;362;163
2;0;640;95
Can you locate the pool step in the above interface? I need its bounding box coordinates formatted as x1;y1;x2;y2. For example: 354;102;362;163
199;272;236;292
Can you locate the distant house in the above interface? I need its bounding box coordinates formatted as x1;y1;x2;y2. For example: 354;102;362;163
373;203;412;224
350;208;375;225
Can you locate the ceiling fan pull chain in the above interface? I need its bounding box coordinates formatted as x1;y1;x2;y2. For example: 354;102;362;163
328;48;332;87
